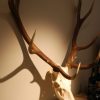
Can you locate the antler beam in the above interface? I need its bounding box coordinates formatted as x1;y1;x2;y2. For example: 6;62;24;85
64;0;97;69
8;0;80;80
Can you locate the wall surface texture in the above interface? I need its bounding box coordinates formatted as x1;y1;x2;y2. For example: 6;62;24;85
0;0;100;100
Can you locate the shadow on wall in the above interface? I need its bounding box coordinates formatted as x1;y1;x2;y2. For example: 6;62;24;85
0;0;74;100
0;13;57;100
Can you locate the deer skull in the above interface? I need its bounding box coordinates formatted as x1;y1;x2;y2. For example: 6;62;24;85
49;63;80;100
50;68;74;100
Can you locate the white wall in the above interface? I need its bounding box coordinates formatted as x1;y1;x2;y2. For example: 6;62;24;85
0;0;100;100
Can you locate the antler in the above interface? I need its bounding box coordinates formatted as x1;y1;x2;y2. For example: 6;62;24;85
8;0;81;80
64;0;97;69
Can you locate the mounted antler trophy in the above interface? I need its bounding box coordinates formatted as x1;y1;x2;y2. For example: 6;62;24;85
1;0;98;100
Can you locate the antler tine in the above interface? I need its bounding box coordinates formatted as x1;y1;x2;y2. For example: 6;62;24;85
77;0;97;51
72;0;96;48
81;0;95;25
78;37;97;50
8;0;80;80
71;49;100;69
72;0;82;45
